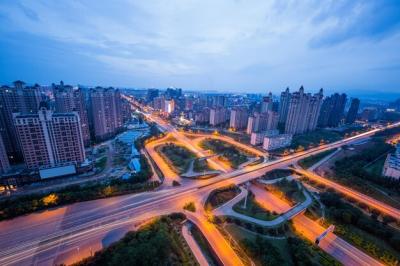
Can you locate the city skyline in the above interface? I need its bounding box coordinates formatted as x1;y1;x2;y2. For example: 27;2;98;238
1;1;400;93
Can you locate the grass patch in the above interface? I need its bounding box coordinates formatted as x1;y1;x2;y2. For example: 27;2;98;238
95;156;107;172
205;185;240;210
200;138;251;168
298;149;336;169
193;158;213;172
157;143;196;174
266;179;305;206
183;202;196;212
73;213;196;266
262;169;294;180
233;192;278;221
364;157;386;177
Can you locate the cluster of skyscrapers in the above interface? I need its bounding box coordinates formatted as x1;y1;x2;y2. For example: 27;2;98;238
143;86;361;152
0;81;131;180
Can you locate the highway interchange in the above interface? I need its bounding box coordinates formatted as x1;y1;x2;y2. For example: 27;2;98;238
0;97;399;266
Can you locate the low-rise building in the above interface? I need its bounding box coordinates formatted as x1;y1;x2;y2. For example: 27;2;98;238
263;134;292;151
382;144;400;179
250;130;279;145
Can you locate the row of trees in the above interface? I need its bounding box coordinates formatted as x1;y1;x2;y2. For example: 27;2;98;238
334;138;400;193
73;214;195;266
320;192;400;264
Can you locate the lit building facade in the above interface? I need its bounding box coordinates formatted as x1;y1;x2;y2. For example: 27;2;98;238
0;81;41;162
13;105;85;170
90;87;123;141
263;134;293;151
53;82;91;146
230;107;248;130
382;144;400;179
284;86;323;134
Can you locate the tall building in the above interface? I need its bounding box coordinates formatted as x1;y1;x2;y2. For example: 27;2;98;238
0;81;41;162
212;95;226;107
210;107;226;126
261;92;273;113
345;98;360;124
230;107;248;130
146;89;159;103
164;99;175;114
285;86;323;134
90;87;123;141
153;96;165;111
318;93;347;128
53;82;91;146
13;104;85;170
246;111;278;134
278;87;291;123
0;135;10;174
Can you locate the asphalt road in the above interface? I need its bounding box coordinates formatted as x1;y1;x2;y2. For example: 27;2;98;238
0;106;398;266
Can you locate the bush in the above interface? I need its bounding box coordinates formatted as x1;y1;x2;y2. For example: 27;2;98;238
183;202;196;212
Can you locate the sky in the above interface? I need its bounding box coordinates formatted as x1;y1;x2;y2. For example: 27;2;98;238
0;0;400;94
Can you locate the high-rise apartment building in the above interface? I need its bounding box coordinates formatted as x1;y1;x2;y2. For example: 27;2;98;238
278;88;291;123
261;92;273;113
212;95;226;107
246;111;278;134
164;99;175;114
90;87;123;141
13;104;85;170
0;81;41;162
146;89;159;103
230;107;248;130
345;98;360;124
318;93;347;128
210;107;227;126
0;135;10;174
285;86;323;134
53;82;91;146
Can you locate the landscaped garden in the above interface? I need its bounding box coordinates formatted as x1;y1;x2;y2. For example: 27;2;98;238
266;179;305;206
232;191;278;221
200;138;252;168
157;143;196;174
205;185;240;211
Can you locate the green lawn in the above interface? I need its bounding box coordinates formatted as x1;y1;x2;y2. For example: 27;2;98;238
267;179;305;206
193;158;213;172
157;143;196;174
298;149;336;169
262;169;294;180
364;157;386;176
200;139;251;168
205;185;240;210
233;192;278;221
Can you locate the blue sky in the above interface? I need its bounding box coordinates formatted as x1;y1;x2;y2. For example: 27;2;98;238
0;0;399;94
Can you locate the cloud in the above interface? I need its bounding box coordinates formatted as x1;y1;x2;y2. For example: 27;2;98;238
0;0;399;92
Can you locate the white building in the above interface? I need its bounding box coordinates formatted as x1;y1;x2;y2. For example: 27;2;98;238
230;107;248;130
382;144;400;179
263;134;293;151
164;99;175;114
210;107;226;126
250;130;279;145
